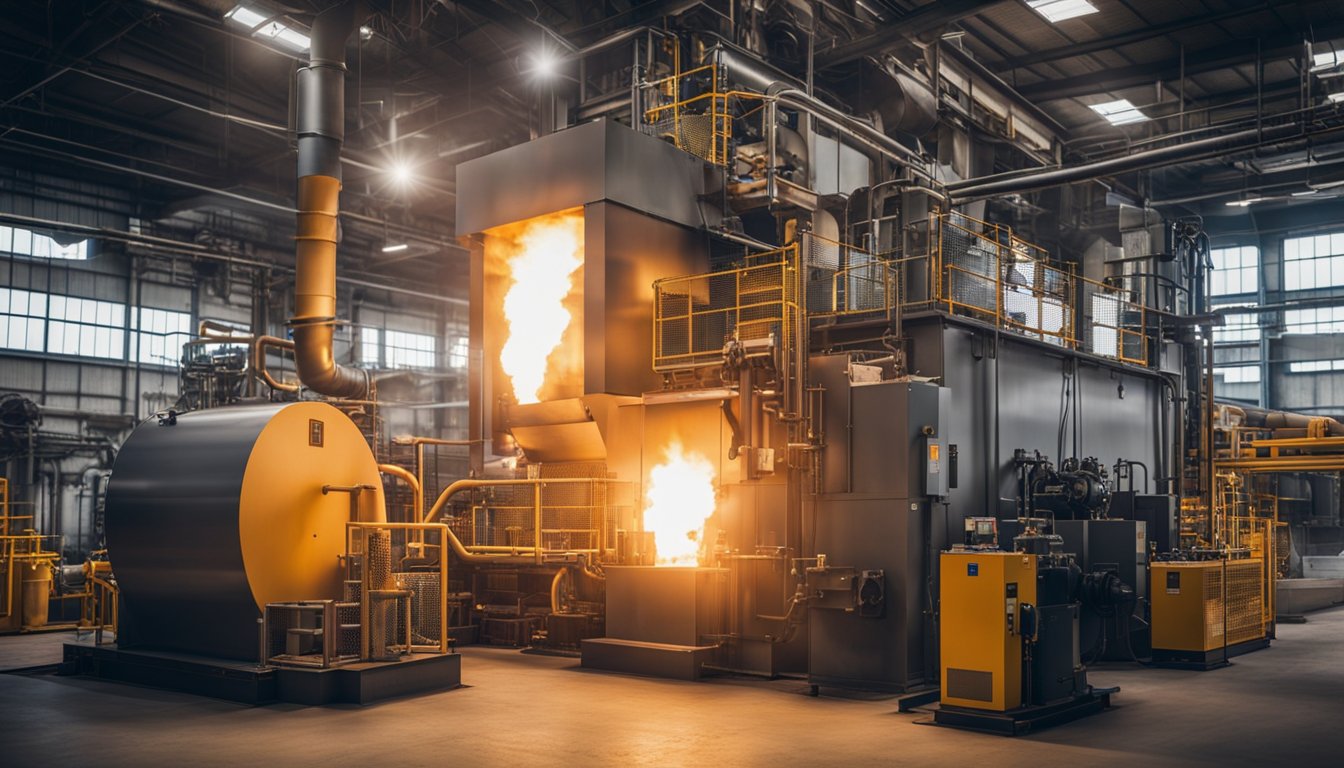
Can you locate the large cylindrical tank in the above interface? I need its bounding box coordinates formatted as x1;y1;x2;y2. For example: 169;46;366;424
105;402;384;660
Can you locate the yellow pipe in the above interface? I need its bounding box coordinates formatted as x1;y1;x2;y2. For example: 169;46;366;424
290;174;369;398
419;478;604;564
252;335;300;393
377;464;422;521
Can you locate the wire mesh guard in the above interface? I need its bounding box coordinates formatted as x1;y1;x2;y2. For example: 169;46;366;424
1204;560;1265;646
932;213;1149;363
396;572;442;647
343;524;452;660
653;247;798;371
1082;280;1147;364
638;64;745;167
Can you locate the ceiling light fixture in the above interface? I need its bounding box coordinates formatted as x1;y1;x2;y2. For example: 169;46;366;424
1225;197;1265;208
530;50;559;77
224;5;267;29
381;243;409;253
1311;49;1343;72
225;5;310;51
390;162;414;186
1089;98;1149;126
1026;0;1099;24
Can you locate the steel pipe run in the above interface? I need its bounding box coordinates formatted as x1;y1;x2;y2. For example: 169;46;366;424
768;88;939;186
946;122;1308;203
291;0;371;399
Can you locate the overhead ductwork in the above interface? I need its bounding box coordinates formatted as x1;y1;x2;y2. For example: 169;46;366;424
291;0;371;399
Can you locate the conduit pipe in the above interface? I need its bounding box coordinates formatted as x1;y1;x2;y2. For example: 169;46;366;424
291;0;372;399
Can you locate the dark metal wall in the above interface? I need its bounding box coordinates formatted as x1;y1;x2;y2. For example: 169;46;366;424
907;315;1170;515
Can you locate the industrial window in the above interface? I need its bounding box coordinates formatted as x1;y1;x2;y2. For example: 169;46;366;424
384;330;436;369
1214;365;1261;384
1283;232;1344;290
1213;310;1260;343
0;224;89;260
448;337;469;369
357;327;437;369
47;295;126;359
1284;306;1344;334
1209;246;1258;296
131;307;193;367
0;288;48;352
359;327;382;366
1288;360;1344;373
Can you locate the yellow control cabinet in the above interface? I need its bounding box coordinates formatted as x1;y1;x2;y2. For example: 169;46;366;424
939;551;1037;712
1151;560;1266;655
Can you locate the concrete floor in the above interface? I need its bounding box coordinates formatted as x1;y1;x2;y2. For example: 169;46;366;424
4;609;1344;766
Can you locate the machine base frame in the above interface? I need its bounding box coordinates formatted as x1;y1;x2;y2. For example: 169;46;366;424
580;637;718;680
1150;637;1271;670
62;642;461;705
931;691;1112;736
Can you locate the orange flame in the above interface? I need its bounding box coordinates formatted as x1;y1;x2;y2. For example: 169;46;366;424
644;441;717;566
496;211;584;404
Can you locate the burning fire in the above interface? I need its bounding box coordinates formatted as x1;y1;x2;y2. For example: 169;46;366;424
644;442;717;566
495;211;584;404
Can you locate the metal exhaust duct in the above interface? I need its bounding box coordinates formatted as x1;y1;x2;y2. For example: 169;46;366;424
291;0;371;399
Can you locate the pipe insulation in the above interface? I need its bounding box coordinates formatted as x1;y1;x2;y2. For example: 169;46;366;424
291;0;372;399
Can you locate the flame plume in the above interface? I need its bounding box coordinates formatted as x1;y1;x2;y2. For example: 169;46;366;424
644;441;717;566
495;211;584;404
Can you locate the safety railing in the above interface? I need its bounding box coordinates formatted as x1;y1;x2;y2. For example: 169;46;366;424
455;476;611;555
1080;276;1148;365
936;212;1074;347
639;63;765;167
344;521;451;658
653;244;800;372
925;212;1151;365
797;233;896;319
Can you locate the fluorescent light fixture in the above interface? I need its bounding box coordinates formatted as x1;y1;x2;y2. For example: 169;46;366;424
224;5;267;29
1328;91;1344;103
227;5;310;50
1292;190;1319;197
381;243;409;253
255;20;309;50
1026;0;1099;23
1225;197;1264;207
1312;49;1342;71
1089;98;1149;126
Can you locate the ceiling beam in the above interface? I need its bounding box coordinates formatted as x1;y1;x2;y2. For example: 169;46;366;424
1016;21;1344;102
815;0;1009;68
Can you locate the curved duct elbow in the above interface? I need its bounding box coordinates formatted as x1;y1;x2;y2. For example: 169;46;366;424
852;57;937;139
290;0;370;400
